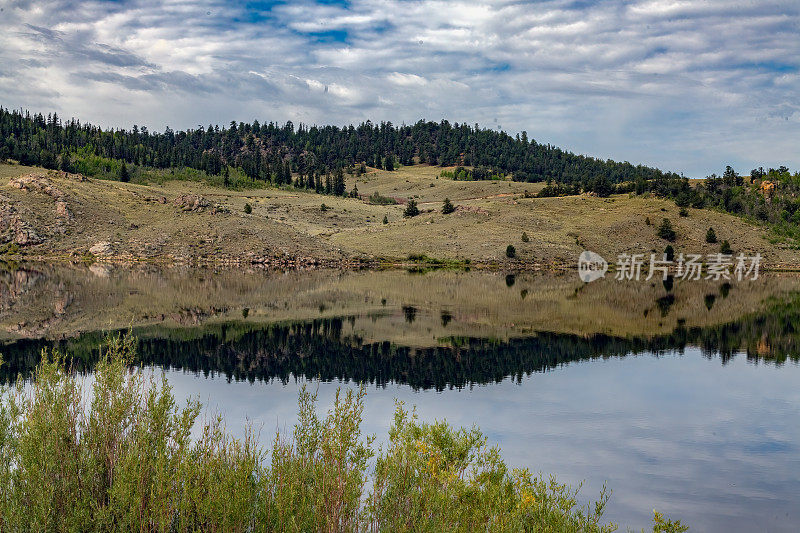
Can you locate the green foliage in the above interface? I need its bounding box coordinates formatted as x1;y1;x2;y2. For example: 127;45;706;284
71;145;123;179
664;245;674;262
706;227;717;244
1;108;680;188
537;182;580;197
651;510;689;532
321;203;330;212
368;192;398;205
521;232;530;243
657;218;676;242
403;199;420;218
0;242;20;256
678;207;688;217
243;203;252;214
506;244;516;258
0;333;686;532
382;214;388;224
119;162;129;183
720;240;733;254
442;197;456;214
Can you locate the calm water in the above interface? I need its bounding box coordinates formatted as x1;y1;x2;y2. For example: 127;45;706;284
2;264;800;531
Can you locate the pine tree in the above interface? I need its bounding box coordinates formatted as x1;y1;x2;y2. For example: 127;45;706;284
333;169;346;196
119;162;129;182
403;199;419;217
657;218;676;241
706;227;717;243
441;197;455;214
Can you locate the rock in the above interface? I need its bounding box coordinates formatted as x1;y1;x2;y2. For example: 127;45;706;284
173;194;211;212
9;174;65;200
89;241;113;255
89;263;111;278
55;200;71;220
0;195;42;246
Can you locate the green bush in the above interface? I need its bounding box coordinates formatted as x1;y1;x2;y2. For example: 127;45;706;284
706;227;717;243
0;334;684;532
368;192;398;205
243;203;252;214
521;232;530;243
506;244;516;258
720;240;733;254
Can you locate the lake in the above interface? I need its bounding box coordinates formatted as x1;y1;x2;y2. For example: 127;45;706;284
2;263;799;531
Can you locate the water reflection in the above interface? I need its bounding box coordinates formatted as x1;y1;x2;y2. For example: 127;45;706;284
1;264;800;531
2;264;800;385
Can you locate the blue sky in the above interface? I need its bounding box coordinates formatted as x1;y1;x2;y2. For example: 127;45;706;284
1;0;798;176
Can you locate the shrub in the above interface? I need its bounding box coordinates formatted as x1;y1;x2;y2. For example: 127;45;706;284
720;240;733;254
506;244;516;258
706;227;717;243
368;192;398;205
243;203;252;214
664;244;674;261
645;216;651;226
403;199;419;218
521;232;530;242
0;334;688;532
441;197;455;214
321;203;330;212
382;214;388;224
679;207;688;217
657;218;676;241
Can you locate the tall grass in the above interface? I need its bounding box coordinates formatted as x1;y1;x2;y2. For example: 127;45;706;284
0;334;687;532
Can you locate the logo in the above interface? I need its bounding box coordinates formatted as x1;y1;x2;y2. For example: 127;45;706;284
578;250;608;282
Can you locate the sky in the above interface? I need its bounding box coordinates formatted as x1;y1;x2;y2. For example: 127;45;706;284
0;0;798;177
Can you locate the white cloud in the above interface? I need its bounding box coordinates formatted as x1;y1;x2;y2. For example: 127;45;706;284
0;0;798;175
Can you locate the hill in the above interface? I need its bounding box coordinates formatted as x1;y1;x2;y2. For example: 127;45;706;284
1;107;678;187
2;162;799;268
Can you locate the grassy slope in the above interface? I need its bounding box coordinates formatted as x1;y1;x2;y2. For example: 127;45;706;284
2;162;799;267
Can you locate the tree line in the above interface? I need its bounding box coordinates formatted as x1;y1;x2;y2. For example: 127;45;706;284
0;107;679;189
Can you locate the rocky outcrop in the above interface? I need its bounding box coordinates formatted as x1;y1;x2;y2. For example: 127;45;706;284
173;194;227;214
5;173;73;238
89;241;113;256
0;194;42;246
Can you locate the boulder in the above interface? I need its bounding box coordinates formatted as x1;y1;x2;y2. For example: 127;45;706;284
89;241;113;255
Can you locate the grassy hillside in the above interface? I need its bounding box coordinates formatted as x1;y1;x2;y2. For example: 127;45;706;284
2;162;799;267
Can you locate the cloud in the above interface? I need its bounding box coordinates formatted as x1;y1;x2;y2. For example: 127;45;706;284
0;0;798;175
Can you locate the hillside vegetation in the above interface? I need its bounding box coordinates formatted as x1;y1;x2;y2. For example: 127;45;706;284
1;161;799;267
1;107;678;186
